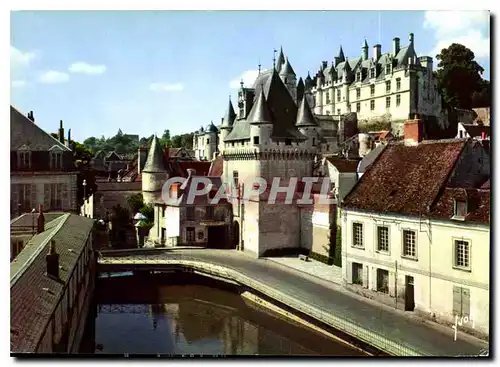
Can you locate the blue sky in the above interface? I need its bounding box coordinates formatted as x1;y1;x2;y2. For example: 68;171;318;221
10;10;490;142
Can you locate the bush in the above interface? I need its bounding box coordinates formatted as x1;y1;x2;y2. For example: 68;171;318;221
309;251;334;265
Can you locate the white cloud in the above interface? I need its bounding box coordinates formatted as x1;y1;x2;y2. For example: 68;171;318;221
229;69;259;89
38;70;69;84
423;10;490;59
69;62;107;75
10;46;36;69
11;80;27;88
149;82;184;92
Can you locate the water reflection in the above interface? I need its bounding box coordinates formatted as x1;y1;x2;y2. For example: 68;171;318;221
86;282;364;356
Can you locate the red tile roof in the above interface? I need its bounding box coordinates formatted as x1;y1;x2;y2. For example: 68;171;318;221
431;188;490;224
342;139;467;218
208;156;223;176
96;181;142;191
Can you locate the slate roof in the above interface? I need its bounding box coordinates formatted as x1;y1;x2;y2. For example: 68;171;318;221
326;157;361;173
296;97;317;127
225;69;307;142
296;77;305;102
462;124;490;138
142;135;166;173
205;122;219;134
221;99;237;128
280;57;296;76
342;139;468;218
10;106;70;152
10;214;94;353
11;213;66;234
275;47;285;72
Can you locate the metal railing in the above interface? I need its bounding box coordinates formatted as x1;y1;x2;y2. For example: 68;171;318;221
97;252;426;356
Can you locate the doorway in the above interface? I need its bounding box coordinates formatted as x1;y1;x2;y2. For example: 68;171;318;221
232;221;240;249
207;226;227;249
405;275;415;311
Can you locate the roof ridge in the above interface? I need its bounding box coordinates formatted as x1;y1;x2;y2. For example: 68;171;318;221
10;213;71;288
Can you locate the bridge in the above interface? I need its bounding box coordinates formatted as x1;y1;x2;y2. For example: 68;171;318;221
97;248;487;357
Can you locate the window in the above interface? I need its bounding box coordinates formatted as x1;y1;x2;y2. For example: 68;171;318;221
51;152;63;169
186;227;195;242
385;81;391;93
197;231;204;240
312;138;316;146
370;68;376;78
385;64;391;74
18;151;31;169
356;102;361;112
206;138;209;144
357;72;361;82
454;200;467;218
356;88;360;99
370;100;375;111
233;170;239;188
186;207;195;221
352;222;363;248
370;85;375;96
386;97;391;108
337;90;341;102
377;226;389;252
453;286;470;317
337;109;341;115
454;239;470;269
253;136;259;145
396;78;401;91
205;206;214;219
17;184;32;211
285;139;292;146
402;230;417;258
396;94;401;106
326;91;330;103
162;206;166;217
352;262;363;284
50;183;64;209
377;269;389;293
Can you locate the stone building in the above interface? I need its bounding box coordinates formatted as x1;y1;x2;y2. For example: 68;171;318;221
310;33;442;131
341;119;490;337
10;106;78;216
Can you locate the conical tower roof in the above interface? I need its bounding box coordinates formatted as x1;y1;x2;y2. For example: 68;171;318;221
296;77;305;104
296;97;317;127
338;46;345;62
206;121;219;133
304;72;313;88
362;39;369;49
247;88;273;125
280;57;296;76
276;46;285;72
222;98;237;128
143;135;166;173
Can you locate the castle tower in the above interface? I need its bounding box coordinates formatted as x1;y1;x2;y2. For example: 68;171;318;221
249;88;274;148
296;97;319;149
304;72;315;109
219;97;237;154
275;46;285;72
142;135;168;205
279;57;297;102
296;77;305;105
204;122;219;160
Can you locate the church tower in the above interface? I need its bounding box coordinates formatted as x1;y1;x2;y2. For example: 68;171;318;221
142;135;168;205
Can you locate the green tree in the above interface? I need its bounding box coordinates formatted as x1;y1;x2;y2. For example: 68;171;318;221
127;192;144;214
471;79;491;108
170;135;183;148
435;43;486;110
161;129;171;146
139;203;155;225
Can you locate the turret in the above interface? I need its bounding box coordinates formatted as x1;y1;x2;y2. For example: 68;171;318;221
275;46;285;72
219;97;236;154
362;39;369;61
335;45;345;66
296;97;319;149
141;135;167;205
296;77;305;105
249;88;273;147
280;57;297;101
205;121;219;160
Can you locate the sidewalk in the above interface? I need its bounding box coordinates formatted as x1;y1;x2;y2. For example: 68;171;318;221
263;254;488;349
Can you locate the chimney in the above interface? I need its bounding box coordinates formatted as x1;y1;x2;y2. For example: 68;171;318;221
46;239;60;279
373;44;381;61
37;204;45;234
66;129;71;148
404;118;424;146
58;120;65;144
138;147;148;175
409;33;414;45
27;111;35;122
393;37;400;56
170;183;181;199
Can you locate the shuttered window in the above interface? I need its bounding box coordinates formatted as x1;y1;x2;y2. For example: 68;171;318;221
453;286;471;317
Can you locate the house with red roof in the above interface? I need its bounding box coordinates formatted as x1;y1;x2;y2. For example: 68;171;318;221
340;118;490;338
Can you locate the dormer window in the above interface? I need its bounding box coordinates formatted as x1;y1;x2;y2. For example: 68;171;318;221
453;200;467;219
51;151;63;169
357;72;361;82
370;68;376;79
253;136;260;145
386;64;391;74
18;151;31;169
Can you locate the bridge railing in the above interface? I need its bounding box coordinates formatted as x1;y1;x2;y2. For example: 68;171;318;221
97;252;429;356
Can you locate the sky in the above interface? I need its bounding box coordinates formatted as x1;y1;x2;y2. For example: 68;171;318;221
10;10;491;142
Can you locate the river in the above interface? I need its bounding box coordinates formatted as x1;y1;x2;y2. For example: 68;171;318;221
79;272;366;356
